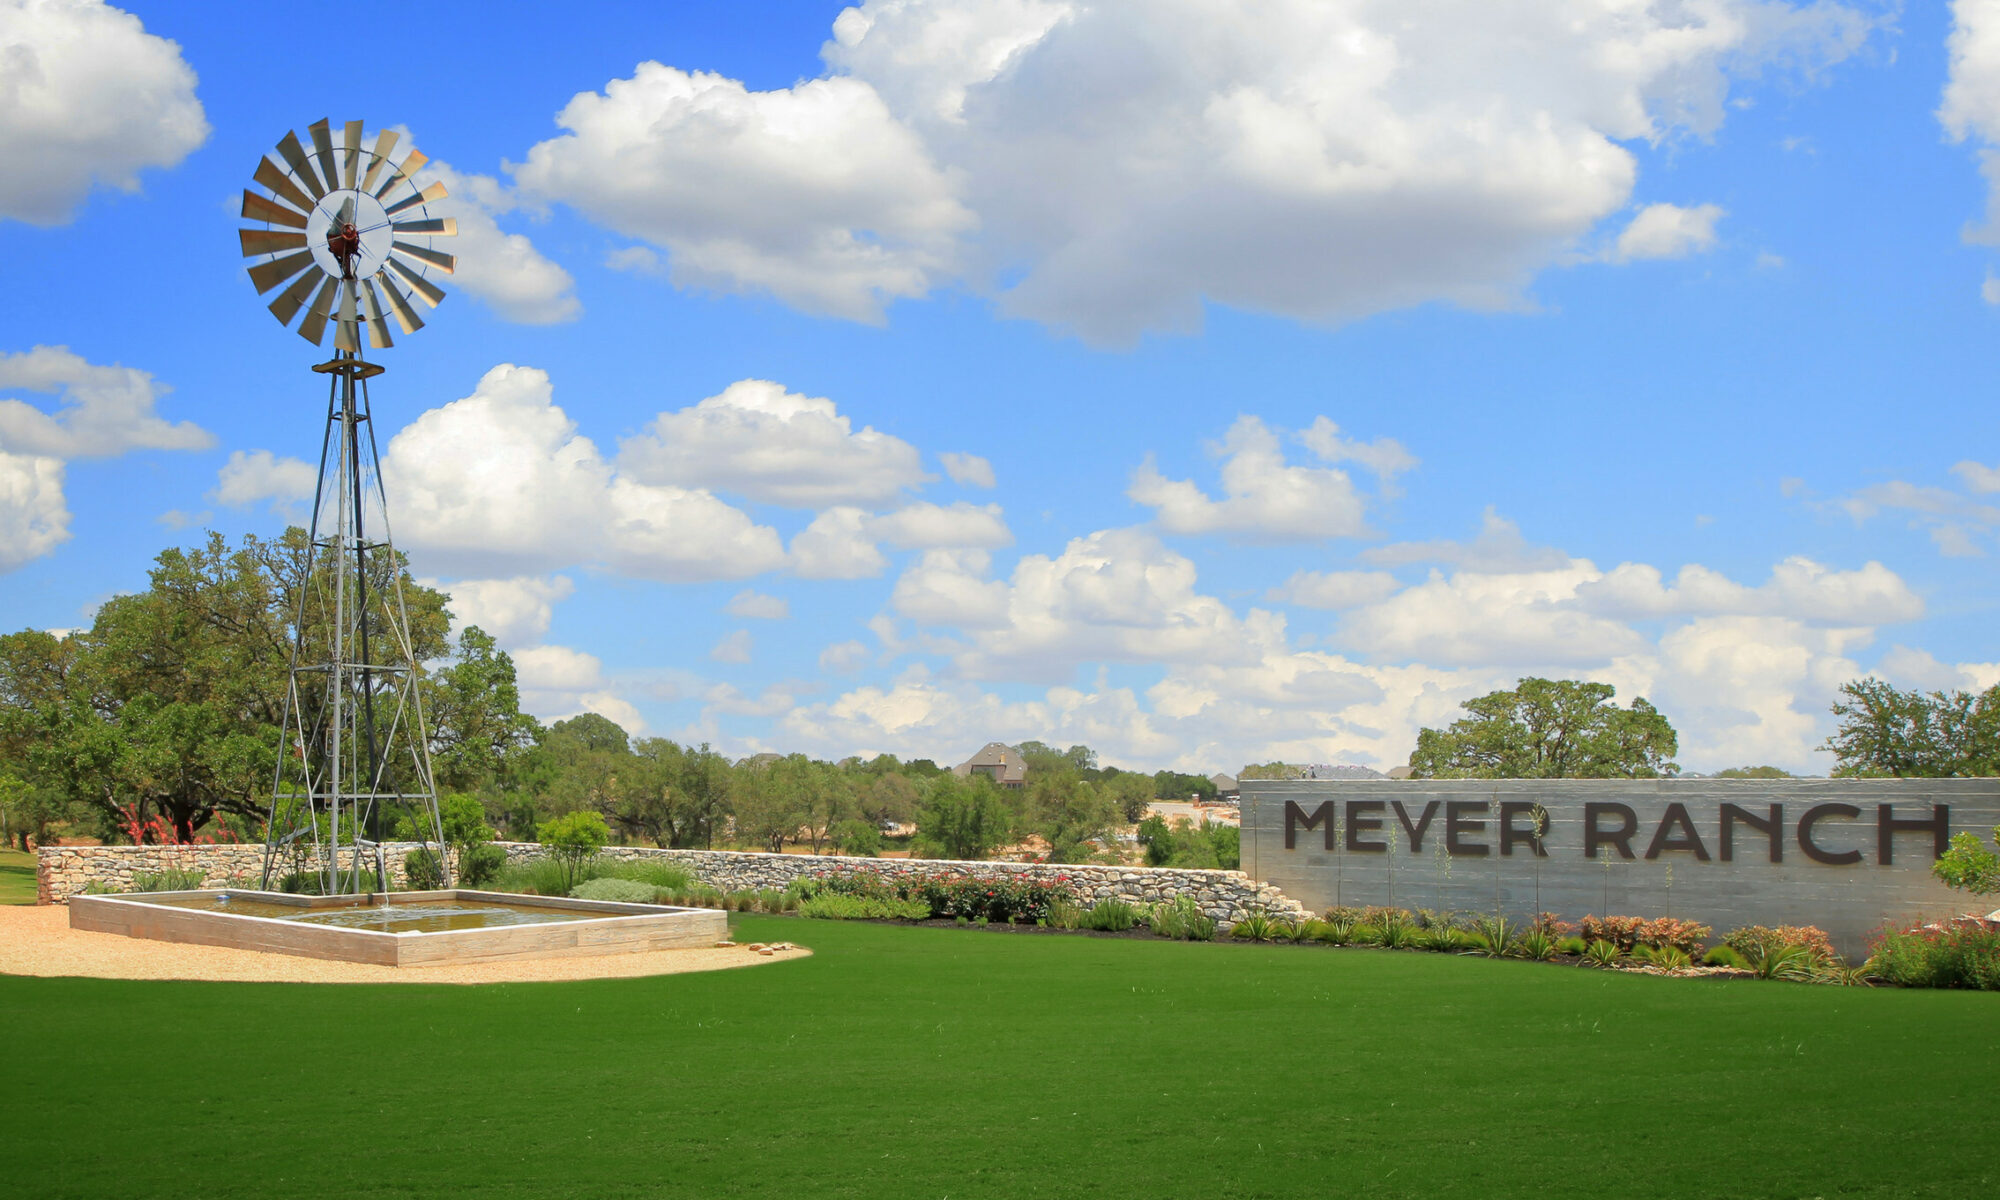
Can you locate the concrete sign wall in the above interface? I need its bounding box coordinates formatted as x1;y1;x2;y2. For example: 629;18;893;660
1241;779;2000;957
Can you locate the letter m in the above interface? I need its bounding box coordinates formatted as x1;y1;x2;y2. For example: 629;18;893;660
1285;801;1335;851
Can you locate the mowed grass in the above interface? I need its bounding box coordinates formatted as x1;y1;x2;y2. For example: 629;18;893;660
0;847;36;903
4;917;1996;1200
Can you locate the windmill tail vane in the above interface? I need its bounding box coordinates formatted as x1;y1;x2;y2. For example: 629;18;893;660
239;118;456;351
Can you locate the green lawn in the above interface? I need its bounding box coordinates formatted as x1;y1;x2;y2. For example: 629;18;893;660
0;847;36;903
3;917;1995;1199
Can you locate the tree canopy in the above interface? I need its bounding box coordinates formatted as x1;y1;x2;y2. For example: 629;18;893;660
1409;677;1679;779
1823;679;2000;777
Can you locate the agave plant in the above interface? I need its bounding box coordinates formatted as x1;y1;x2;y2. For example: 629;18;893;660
1471;915;1516;958
1231;912;1283;942
1813;962;1875;987
1317;918;1357;946
1635;944;1692;970
1512;929;1560;962
1582;939;1623;968
1749;942;1816;981
1379;918;1418;950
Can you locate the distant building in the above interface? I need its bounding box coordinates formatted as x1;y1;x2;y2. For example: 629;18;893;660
1209;772;1239;800
738;752;783;770
952;742;1028;788
1386;765;1414;780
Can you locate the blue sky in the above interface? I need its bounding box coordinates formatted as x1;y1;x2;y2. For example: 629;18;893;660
4;0;2000;775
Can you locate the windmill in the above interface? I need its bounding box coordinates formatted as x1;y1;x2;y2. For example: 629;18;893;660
239;118;457;894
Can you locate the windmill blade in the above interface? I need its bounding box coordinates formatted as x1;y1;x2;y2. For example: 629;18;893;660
341;120;363;189
384;181;448;217
360;128;399;193
334;278;360;351
371;149;429;200
269;265;327;326
391;240;455;272
253;158;316;214
243;190;309;229
377;270;425;334
388;256;447;307
240;228;308;257
360;277;394;349
248;249;316;294
297;277;342;345
390;217;456;236
309;120;340;200
277;131;325;200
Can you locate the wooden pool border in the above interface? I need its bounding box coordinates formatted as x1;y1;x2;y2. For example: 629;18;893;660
69;890;730;966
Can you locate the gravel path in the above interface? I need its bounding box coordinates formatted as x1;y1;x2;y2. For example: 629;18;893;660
0;905;808;985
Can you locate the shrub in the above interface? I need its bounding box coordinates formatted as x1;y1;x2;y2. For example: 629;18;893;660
1635;945;1693;970
1377;917;1416;950
1045;898;1085;930
570;877;659;904
537;811;610;894
458;843;507;887
130;867;205;892
1081;898;1139;932
1528;911;1573;938
1147;896;1216;941
80;880;119;894
1416;926;1461;953
798;894;928;920
1230;912;1289;942
1351;923;1384;947
1702;946;1749;969
1580;914;1711;956
1581;939;1623;968
1557;936;1588;956
1471;916;1515;959
1867;920;2000;990
1723;925;1836;966
601;859;696;890
754;889;789;914
1512;929;1559;962
1317;918;1357;947
402;849;445;890
489;857;584;897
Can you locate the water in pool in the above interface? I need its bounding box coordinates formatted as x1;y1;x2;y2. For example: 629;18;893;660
143;893;615;933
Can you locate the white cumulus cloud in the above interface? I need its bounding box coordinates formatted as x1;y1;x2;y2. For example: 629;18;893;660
0;346;210;457
726;589;790;620
939;451;995;488
0;0;208;225
210;449;314;513
0;345;206;572
1129;415;1381;541
513;0;1874;342
1611;202;1726;261
436;575;576;646
382;364;787;581
514;64;972;321
0;449;66;571
619;378;929;507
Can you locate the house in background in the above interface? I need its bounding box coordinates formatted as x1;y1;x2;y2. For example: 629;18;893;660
1208;772;1239;802
952;742;1029;789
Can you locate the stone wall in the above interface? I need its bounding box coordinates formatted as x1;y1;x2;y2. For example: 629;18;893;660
39;841;1308;923
496;843;1308;922
36;842;439;904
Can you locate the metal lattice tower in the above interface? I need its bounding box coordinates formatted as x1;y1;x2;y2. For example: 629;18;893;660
236;119;459;894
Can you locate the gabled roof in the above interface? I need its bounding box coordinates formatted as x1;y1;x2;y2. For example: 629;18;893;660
952;741;1028;782
1209;772;1239;791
